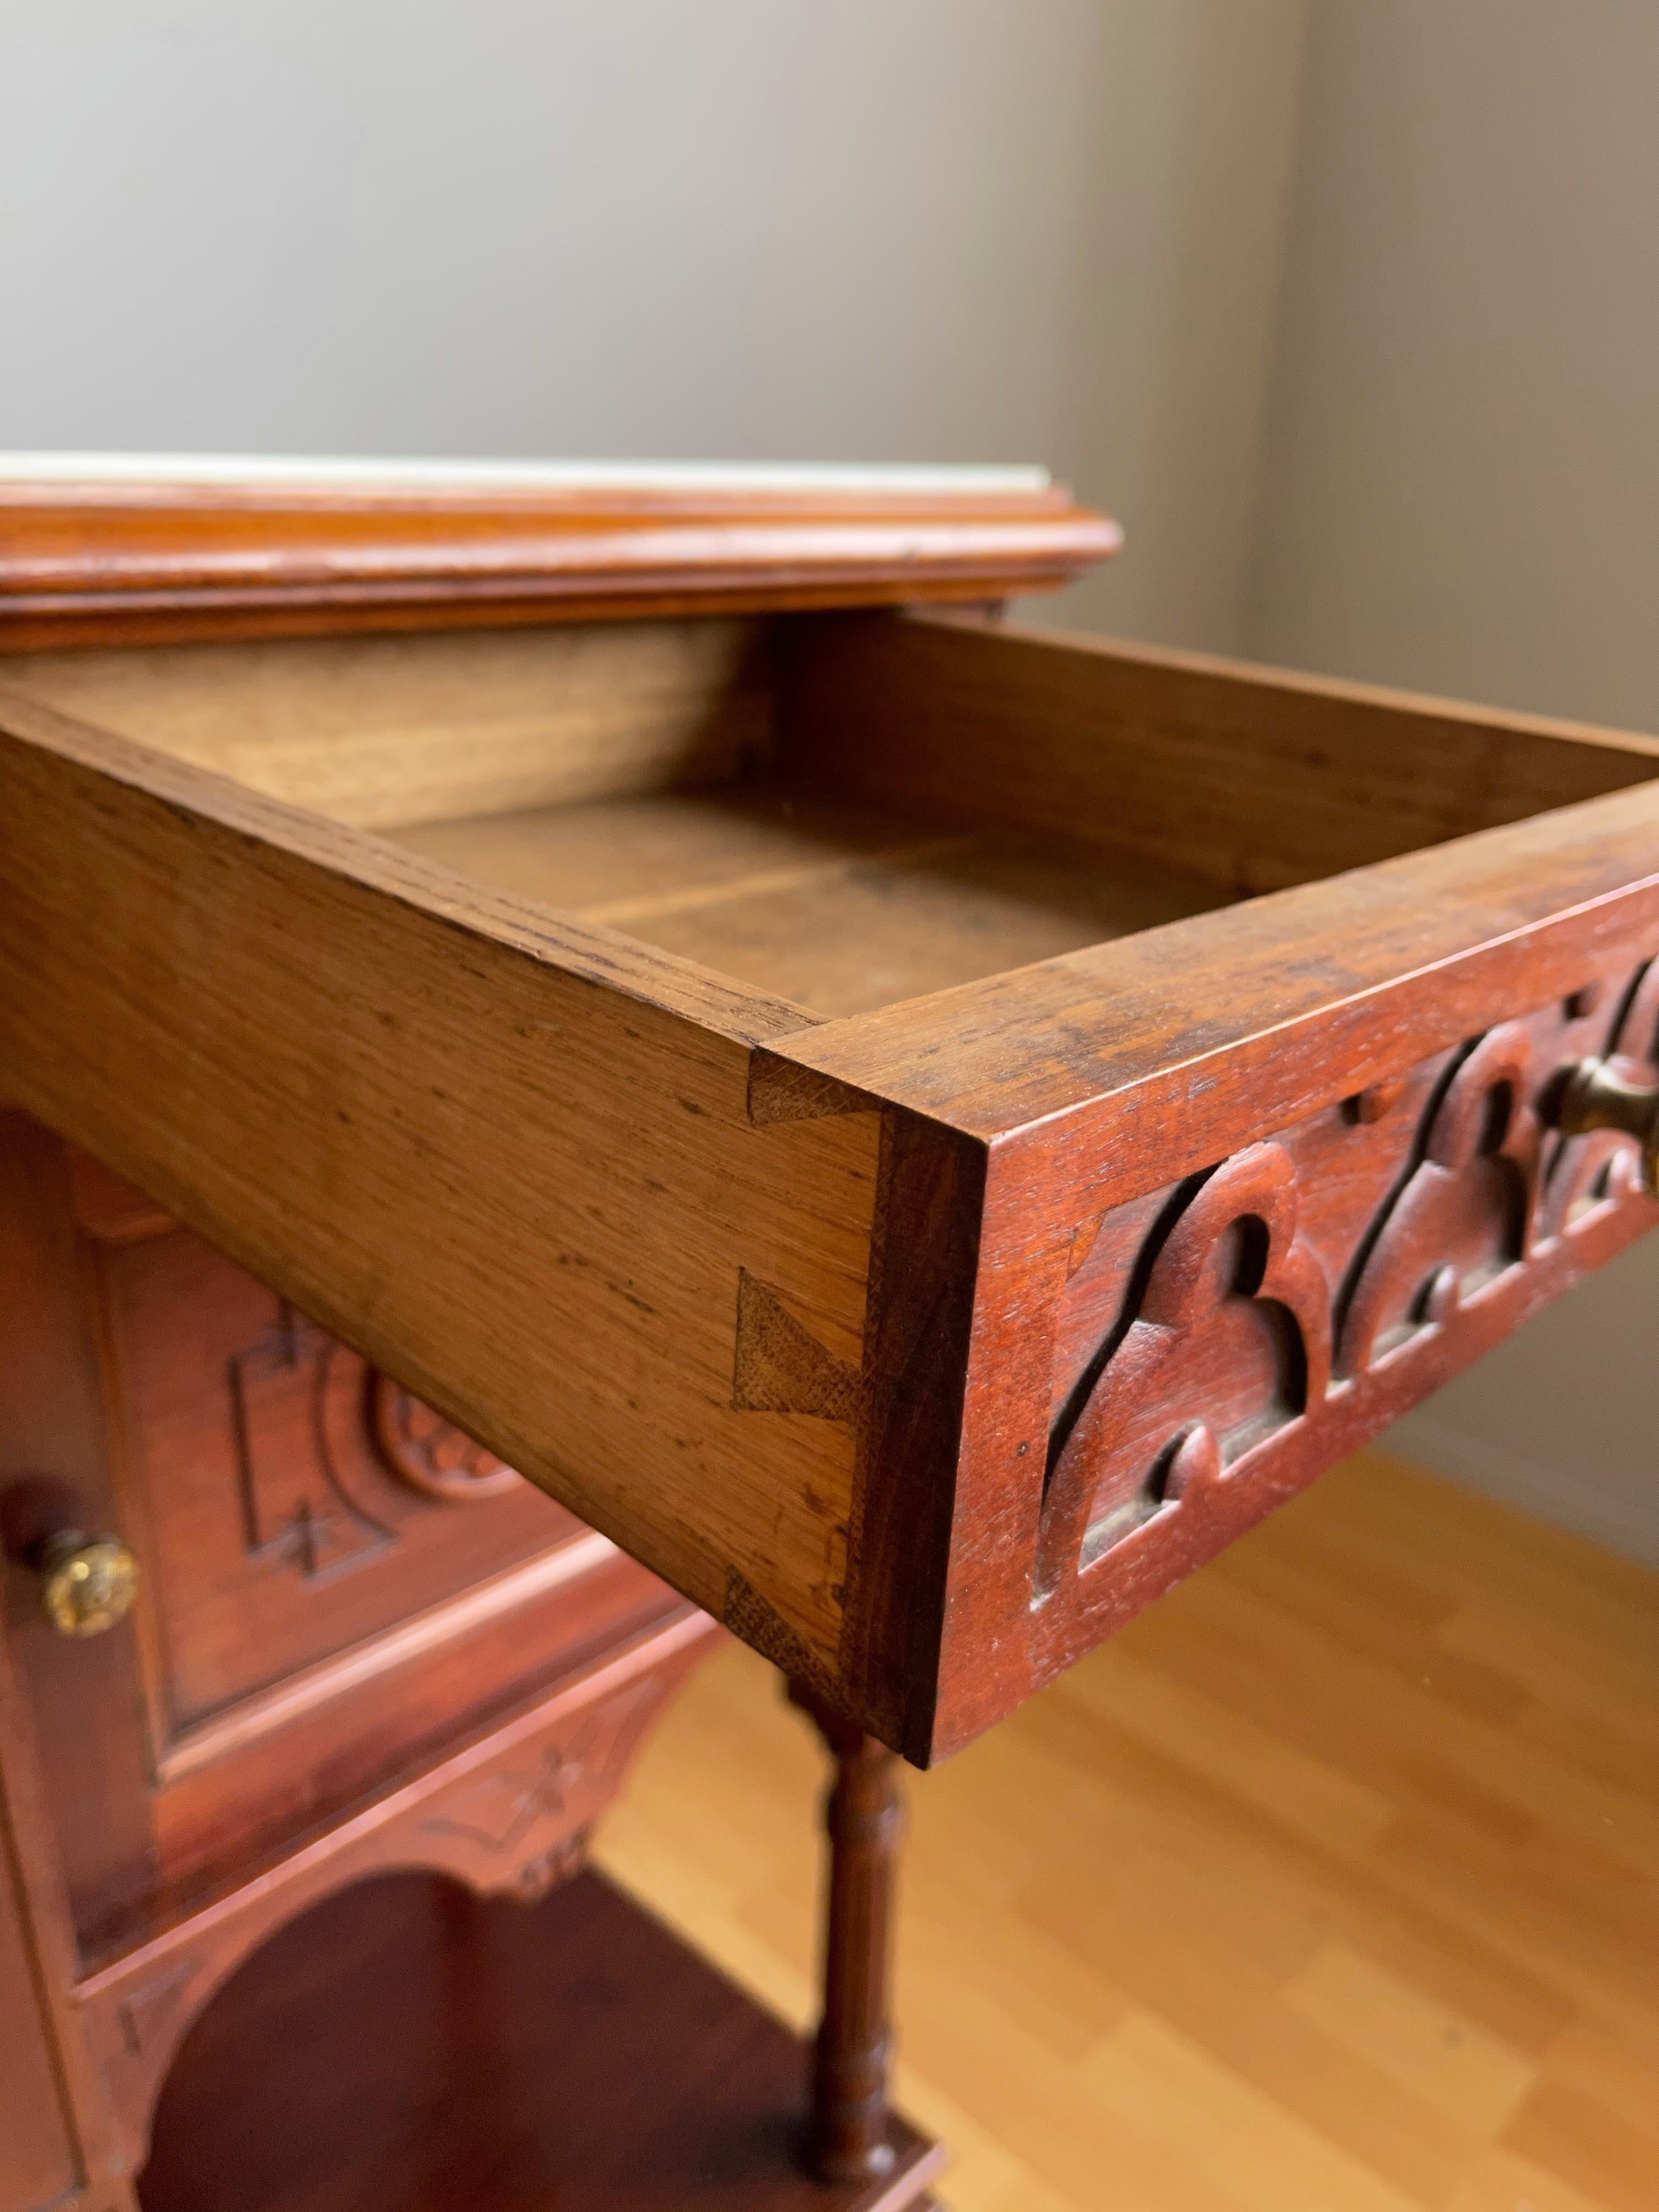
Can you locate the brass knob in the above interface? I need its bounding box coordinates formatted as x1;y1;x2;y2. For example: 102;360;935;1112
35;1531;139;1638
1550;1058;1659;1196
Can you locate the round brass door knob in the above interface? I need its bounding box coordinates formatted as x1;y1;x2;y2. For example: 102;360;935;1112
36;1531;140;1638
1551;1058;1659;1197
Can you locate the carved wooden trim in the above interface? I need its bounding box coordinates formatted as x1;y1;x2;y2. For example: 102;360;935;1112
1039;1144;1330;1598
70;1611;714;2174
368;1372;522;1502
1340;1022;1538;1373
228;1306;397;1578
223;1297;529;1595
1009;956;1659;1681
70;1155;526;1516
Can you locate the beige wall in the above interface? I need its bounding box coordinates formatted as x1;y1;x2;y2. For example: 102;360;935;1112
1247;1;1659;1561
0;0;1306;647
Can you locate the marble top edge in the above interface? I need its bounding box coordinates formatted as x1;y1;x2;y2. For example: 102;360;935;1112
0;453;1054;499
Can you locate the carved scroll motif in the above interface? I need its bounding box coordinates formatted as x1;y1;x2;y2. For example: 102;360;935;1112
1034;970;1659;1624
1039;1144;1331;1597
1339;1022;1539;1373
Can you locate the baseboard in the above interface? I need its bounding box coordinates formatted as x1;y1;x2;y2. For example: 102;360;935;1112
1393;1410;1659;1569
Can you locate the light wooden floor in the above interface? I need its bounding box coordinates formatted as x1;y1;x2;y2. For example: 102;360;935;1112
595;1449;1659;2212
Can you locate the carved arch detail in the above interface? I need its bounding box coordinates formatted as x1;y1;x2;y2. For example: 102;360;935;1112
1037;1144;1331;1600
72;1655;703;2176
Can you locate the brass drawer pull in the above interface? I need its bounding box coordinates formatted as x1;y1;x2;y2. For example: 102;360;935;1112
35;1531;140;1638
1550;1058;1659;1195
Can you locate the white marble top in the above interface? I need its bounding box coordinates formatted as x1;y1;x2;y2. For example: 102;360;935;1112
0;453;1052;497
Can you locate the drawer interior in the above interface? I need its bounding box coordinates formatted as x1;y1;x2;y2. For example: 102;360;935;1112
395;784;1228;1019
14;610;1659;1024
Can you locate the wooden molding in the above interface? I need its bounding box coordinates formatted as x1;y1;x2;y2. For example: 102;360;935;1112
0;458;1121;649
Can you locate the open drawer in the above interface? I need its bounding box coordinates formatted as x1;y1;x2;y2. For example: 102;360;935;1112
3;599;1658;1763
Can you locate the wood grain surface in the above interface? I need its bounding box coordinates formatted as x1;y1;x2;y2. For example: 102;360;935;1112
6;602;1658;1760
0;467;1118;650
782;612;1659;899
392;783;1225;1020
9;620;774;827
0;1578;134;2212
0;686;873;1694
600;1448;1659;2212
0;1639;86;2212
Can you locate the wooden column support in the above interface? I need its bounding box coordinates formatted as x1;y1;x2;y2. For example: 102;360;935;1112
791;1683;905;2186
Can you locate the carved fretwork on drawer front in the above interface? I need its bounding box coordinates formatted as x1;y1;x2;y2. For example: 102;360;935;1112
1039;1144;1331;1600
1035;958;1659;1647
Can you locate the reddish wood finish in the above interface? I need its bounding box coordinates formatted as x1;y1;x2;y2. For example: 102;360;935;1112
9;447;1657;2203
1;1111;725;2187
792;1690;907;2188
76;1615;712;2174
84;1204;588;1734
137;1868;943;2212
0;1589;133;2211
0;469;1116;651
2;1118;939;2204
772;938;1659;1763
744;621;1659;1760
7;602;1659;1765
6;475;1657;1786
2;1121;704;1944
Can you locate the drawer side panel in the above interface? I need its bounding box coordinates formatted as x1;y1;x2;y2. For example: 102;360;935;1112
0;697;877;1696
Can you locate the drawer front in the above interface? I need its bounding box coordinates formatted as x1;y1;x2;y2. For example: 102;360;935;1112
78;1168;586;1739
891;936;1659;1757
1031;961;1659;1653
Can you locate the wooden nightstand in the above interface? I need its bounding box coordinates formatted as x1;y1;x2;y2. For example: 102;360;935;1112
1;455;1653;2209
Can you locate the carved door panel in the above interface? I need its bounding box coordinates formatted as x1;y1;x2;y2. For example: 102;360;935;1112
1;1131;691;1955
89;1218;584;1737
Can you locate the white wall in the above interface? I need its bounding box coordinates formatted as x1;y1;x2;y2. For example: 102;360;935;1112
0;0;1307;647
1247;1;1659;1562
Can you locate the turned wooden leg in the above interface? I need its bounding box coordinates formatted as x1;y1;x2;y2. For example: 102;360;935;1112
791;1685;904;2185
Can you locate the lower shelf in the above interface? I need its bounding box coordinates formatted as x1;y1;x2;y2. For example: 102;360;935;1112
138;1865;944;2211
